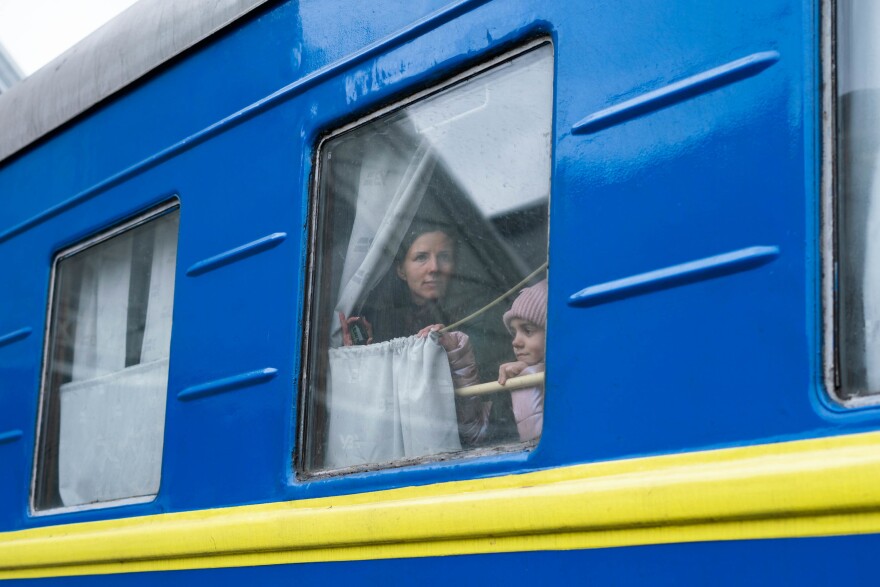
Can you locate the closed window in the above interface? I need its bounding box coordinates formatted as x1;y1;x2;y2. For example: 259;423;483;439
33;203;179;511
827;2;880;404
300;42;553;474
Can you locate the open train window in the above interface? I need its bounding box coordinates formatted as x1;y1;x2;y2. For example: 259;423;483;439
825;2;880;405
32;202;179;512
299;41;553;475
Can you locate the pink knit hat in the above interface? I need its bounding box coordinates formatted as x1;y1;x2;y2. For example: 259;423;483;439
503;279;548;330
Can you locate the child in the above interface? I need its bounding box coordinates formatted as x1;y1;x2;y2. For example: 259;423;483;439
498;279;547;442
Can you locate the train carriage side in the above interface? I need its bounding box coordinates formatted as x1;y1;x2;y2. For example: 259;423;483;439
1;0;880;583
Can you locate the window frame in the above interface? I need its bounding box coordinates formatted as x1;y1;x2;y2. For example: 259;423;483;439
30;199;180;515
296;37;553;479
821;0;841;404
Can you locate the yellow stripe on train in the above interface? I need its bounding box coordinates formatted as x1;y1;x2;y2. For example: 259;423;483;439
3;431;880;579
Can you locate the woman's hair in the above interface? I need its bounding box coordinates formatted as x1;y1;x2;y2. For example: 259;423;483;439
393;221;458;268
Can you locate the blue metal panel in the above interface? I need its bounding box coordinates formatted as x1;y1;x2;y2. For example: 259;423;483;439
0;0;873;540
3;533;879;585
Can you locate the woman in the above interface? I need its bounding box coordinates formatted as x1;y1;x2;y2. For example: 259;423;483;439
341;222;491;446
340;223;457;340
373;224;455;340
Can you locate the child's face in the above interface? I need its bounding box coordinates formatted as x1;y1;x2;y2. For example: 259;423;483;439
508;318;545;366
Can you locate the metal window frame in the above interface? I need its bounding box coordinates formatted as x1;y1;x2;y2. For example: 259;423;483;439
296;38;554;479
31;199;180;516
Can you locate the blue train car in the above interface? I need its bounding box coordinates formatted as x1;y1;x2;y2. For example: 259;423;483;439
2;0;880;583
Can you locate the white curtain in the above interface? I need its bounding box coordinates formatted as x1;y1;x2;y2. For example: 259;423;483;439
330;136;435;346
324;125;463;468
325;336;461;469
58;218;177;506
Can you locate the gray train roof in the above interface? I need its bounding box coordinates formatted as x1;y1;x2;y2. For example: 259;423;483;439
0;0;269;163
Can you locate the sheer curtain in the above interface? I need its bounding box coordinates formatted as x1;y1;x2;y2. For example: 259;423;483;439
57;215;177;506
330;136;435;345
324;128;462;468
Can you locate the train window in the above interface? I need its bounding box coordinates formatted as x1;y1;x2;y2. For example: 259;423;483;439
300;41;553;474
32;203;179;512
828;2;880;404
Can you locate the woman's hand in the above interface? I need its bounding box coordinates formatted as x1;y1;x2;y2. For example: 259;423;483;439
420;328;479;389
498;361;529;385
416;324;443;338
417;324;458;352
338;312;373;346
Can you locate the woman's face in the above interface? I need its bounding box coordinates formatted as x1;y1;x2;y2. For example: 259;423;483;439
397;231;455;305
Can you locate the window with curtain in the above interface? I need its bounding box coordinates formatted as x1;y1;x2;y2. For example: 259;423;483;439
33;203;179;511
300;42;553;474
833;1;880;404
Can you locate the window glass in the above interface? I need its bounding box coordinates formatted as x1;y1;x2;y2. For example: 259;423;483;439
835;1;880;400
302;43;552;473
33;205;179;511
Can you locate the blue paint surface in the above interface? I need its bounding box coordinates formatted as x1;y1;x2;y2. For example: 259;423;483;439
0;0;874;573
0;430;23;445
0;327;31;349
177;367;278;401
186;232;287;277
568;245;780;307
571;50;781;134
5;534;880;585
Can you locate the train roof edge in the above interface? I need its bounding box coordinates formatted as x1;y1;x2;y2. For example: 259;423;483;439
0;0;270;164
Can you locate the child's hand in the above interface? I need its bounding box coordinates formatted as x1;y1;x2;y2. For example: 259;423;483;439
498;361;529;385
